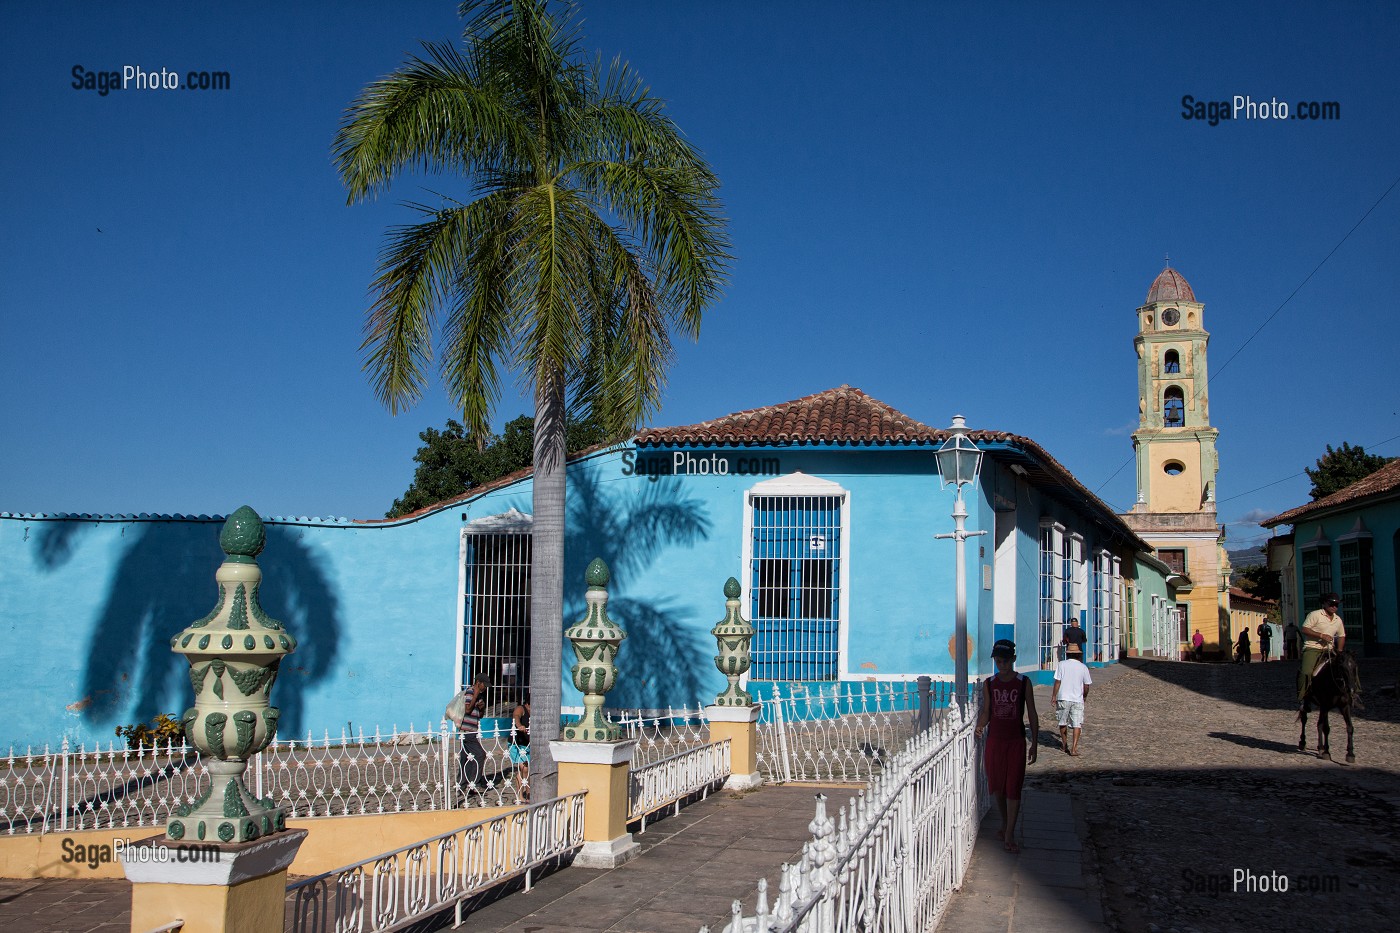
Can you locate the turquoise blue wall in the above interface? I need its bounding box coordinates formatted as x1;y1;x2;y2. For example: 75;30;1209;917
1287;500;1400;655
1133;556;1173;653
1;442;1132;748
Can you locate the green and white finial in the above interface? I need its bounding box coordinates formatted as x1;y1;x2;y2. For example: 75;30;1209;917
562;558;626;741
218;505;266;563
585;557;610;588
712;576;755;706
166;506;294;845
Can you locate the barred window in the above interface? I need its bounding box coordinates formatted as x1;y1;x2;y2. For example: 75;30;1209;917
459;511;532;716
748;491;844;681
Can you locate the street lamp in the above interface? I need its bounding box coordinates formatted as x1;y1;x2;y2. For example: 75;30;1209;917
935;415;986;711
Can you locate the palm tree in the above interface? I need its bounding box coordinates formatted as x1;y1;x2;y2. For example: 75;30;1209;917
333;0;729;797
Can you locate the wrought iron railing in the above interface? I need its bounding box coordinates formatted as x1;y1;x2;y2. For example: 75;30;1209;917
628;739;730;830
0;721;536;834
707;692;986;932
1;708;717;835
285;792;586;933
756;680;953;784
613;706;711;767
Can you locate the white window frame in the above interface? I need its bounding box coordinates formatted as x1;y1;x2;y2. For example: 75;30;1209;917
455;508;533;714
1038;520;1066;669
740;472;853;681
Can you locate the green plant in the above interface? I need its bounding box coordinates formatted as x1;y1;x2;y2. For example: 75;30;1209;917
115;713;186;750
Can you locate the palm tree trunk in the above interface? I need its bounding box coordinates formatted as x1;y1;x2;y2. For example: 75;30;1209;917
529;371;566;800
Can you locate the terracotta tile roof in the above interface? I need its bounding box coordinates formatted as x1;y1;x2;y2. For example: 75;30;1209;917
1261;459;1400;527
1145;266;1196;304
367;387;1149;551
636;385;946;447
1228;586;1275;609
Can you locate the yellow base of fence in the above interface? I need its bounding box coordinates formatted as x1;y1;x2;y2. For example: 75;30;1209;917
0;807;518;881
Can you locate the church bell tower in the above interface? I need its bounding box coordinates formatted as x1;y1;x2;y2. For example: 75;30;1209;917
1121;265;1231;656
1131;266;1219;510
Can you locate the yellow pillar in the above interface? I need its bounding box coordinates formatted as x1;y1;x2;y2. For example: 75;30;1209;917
705;704;763;790
121;830;306;933
550;739;639;868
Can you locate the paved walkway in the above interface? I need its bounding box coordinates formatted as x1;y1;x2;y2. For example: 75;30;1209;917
939;662;1129;932
452;784;830;933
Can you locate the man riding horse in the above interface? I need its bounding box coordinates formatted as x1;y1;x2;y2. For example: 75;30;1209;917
1298;592;1346;705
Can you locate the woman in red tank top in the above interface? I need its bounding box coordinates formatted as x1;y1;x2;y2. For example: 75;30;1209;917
974;638;1039;853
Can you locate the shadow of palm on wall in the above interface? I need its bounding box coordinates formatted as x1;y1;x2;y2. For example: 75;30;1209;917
563;470;713;710
50;518;341;742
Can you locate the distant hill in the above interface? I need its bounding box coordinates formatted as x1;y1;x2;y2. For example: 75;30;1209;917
1228;545;1267;568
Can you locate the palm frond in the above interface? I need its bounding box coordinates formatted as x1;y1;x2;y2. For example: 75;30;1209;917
360;202;479;413
438;194;521;440
333;41;532;203
569;157;730;336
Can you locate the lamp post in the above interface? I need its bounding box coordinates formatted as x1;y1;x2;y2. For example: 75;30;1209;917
935;415;986;711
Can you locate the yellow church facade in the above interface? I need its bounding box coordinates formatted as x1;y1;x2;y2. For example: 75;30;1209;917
1120;267;1233;657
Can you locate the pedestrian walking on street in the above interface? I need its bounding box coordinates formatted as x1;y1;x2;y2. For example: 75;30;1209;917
1062;616;1088;660
974;639;1038;853
1257;621;1273;662
1284;620;1300;660
1192;628;1205;661
1299;593;1346;703
1053;646;1092;756
1234;628;1251;664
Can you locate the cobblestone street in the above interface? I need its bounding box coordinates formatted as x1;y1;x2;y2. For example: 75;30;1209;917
1028;657;1400;933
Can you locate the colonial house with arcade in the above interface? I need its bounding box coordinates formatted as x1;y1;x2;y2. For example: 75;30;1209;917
1;386;1174;748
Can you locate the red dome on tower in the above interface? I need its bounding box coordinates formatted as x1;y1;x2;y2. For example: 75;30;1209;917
1146;267;1195;304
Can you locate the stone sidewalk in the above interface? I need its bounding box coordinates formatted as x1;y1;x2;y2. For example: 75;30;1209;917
1006;656;1400;933
938;661;1130;933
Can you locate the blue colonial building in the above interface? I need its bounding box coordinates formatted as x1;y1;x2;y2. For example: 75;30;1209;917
1262;459;1400;657
1;386;1168;747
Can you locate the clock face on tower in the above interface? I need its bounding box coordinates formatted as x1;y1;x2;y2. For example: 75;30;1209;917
1162;308;1180;326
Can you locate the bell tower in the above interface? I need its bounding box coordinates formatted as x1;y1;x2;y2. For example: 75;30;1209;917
1122;265;1231;657
1131;266;1219;511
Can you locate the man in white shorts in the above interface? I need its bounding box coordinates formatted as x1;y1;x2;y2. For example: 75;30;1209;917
1052;646;1093;756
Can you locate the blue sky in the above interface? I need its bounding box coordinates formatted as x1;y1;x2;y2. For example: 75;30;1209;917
2;1;1397;551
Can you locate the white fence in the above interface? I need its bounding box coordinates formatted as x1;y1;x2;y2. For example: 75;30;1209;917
756;680;951;784
285;792;586;933
618;707;711;767
0;709;715;835
709;693;986;933
628;738;730;830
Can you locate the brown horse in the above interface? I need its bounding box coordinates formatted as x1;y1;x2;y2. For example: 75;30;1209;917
1298;649;1362;763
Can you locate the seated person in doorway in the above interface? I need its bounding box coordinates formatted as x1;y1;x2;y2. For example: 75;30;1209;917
974;639;1038;854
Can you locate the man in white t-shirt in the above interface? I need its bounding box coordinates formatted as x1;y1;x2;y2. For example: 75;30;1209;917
1052;647;1093;757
